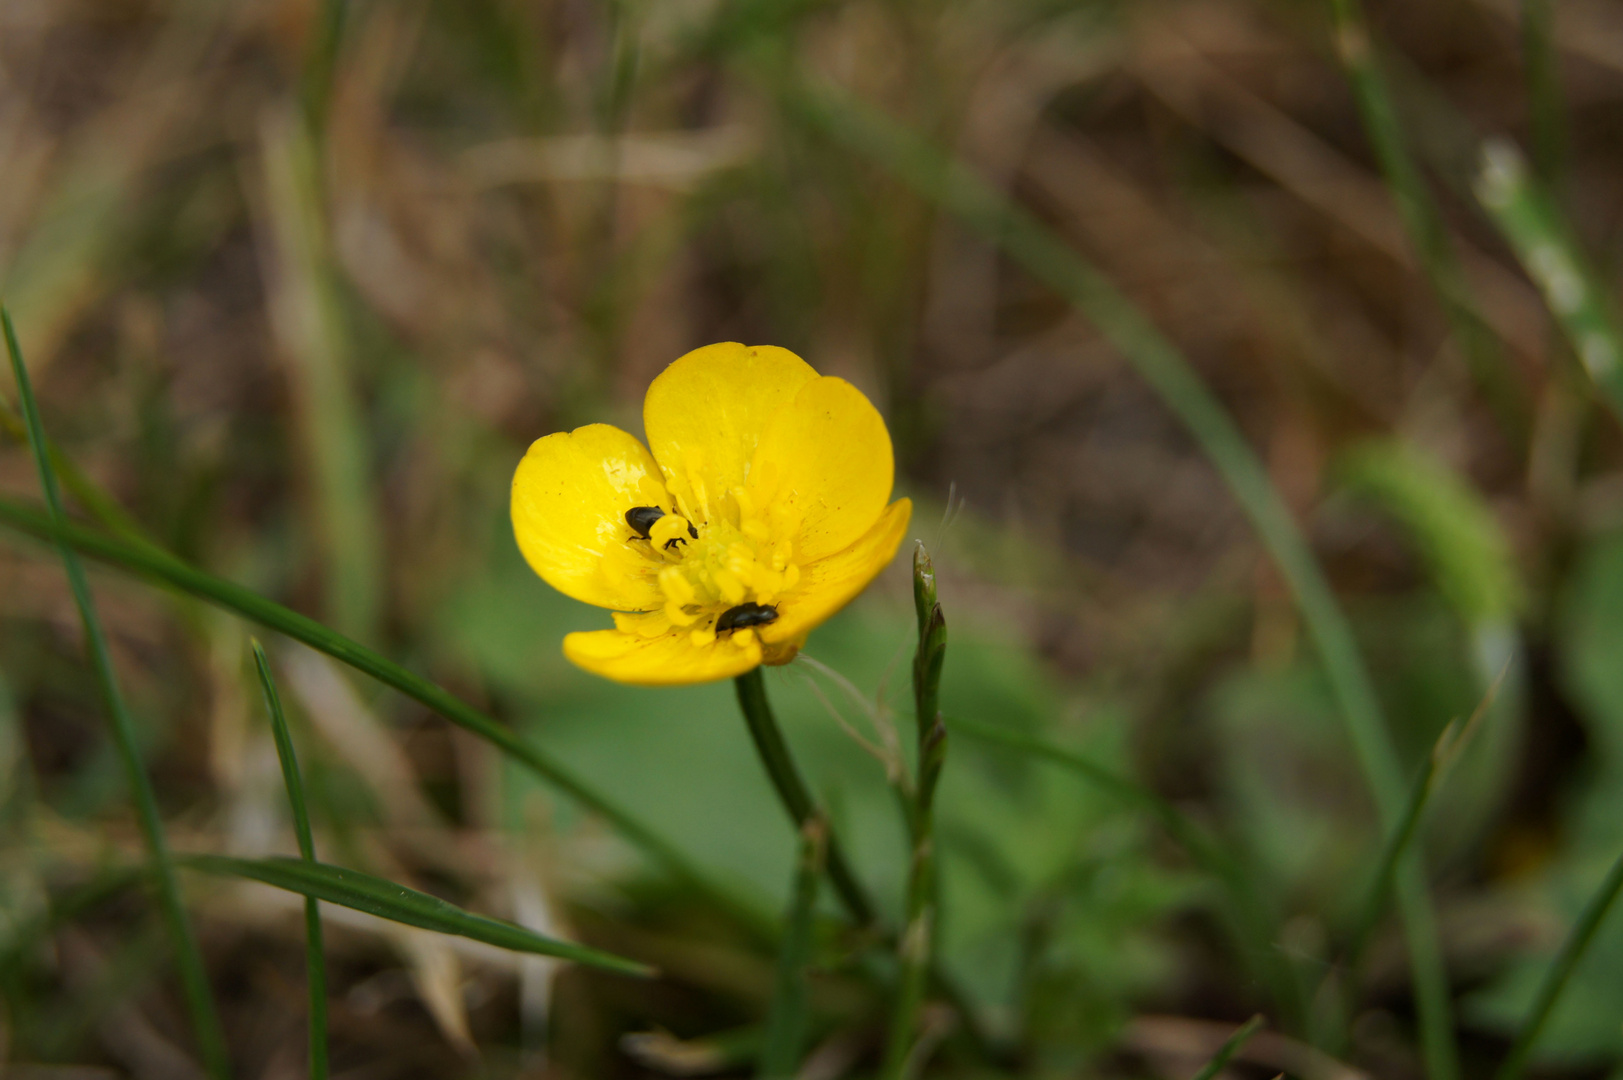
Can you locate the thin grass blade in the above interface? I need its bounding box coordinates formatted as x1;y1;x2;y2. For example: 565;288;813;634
258;110;381;644
1519;0;1566;190
3;307;231;1078
1345;666;1506;972
0;494;771;937
0;394;167;558
1327;0;1520;444
183;854;654;977
1475;141;1623;419
1190;1014;1266;1080
759;818;825;1078
1494;846;1623;1080
251;641;327;1079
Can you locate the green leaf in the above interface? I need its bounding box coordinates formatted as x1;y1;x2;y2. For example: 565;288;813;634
1336;438;1523;626
183;854;654;977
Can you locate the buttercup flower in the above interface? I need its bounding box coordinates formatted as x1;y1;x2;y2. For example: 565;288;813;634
511;343;912;686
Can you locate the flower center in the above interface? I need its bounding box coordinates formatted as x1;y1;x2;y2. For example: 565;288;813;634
632;491;802;644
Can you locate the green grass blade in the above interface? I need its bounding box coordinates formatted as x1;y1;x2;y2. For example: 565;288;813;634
2;307;232;1079
1190;1015;1266;1080
0;495;770;937
1475;141;1623;418
1494;846;1623;1080
0;393;171;560
183;854;654;977
250;641;327;1080
252;642;319;864
1519;0;1566;191
259;111;381;644
300;0;349;130
1327;0;1519;443
1346;669;1503;972
789;82;1450;1058
759;818;825;1078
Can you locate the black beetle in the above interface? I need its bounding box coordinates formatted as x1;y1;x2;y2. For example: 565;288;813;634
716;602;778;633
626;505;697;546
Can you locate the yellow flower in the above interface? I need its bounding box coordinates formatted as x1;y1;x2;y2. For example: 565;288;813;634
511;343;913;686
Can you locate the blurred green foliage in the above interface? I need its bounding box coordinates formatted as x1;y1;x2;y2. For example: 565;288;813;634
5;0;1623;1075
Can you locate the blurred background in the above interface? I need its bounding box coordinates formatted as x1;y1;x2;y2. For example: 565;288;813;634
4;0;1623;1076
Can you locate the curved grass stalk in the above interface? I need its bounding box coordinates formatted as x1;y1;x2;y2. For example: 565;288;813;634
1191;1015;1266;1080
1345;669;1503;975
0;494;772;939
1494;847;1623;1080
4;309;231;1078
1326;0;1521;445
1519;0;1566;192
251;642;328;1079
0;394;171;560
185;854;653;976
781;86;1451;1057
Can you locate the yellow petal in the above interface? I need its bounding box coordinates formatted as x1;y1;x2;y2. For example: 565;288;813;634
760;498;912;645
564;613;764;686
511;424;671;610
746;376;896;564
643;343;818;524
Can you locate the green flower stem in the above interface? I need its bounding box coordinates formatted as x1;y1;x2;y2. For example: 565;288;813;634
1495;846;1623;1080
3;309;231;1079
785;84;1446;1050
880;547;948;1080
0;495;772;940
251;642;327;1080
759;817;825;1078
733;667;875;927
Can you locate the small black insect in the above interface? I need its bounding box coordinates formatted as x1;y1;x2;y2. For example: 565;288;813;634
716;602;778;633
626;505;697;548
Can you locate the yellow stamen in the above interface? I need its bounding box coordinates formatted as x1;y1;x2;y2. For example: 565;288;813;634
649;513;693;549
